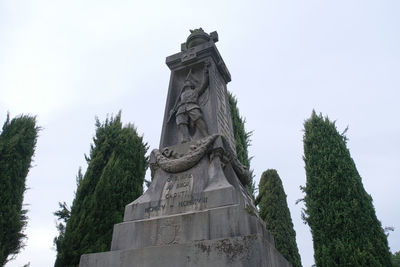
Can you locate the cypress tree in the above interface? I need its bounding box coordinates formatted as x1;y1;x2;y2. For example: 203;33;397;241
54;112;148;267
302;111;391;266
0;114;39;266
228;92;255;196
392;251;400;267
255;169;302;267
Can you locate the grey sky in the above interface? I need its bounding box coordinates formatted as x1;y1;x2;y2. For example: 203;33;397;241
1;1;399;266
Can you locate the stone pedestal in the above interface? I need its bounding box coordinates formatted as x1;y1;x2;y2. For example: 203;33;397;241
80;136;292;267
79;29;292;267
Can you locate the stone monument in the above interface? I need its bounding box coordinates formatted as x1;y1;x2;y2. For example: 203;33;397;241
79;29;292;267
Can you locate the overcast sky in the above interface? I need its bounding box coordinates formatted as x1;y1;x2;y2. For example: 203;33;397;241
1;1;399;266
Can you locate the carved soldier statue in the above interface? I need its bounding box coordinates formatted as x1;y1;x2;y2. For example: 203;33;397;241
168;63;210;143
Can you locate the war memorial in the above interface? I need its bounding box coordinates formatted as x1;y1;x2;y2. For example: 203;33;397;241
79;29;292;267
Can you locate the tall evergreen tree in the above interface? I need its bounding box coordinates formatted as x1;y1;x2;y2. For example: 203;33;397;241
302;111;391;267
54;112;148;267
228;92;255;196
392;251;400;267
255;169;302;267
0;114;39;266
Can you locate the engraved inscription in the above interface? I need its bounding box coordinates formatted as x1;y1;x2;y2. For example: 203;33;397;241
144;203;166;213
181;48;196;63
213;71;236;152
144;173;208;216
178;197;208;207
162;173;194;200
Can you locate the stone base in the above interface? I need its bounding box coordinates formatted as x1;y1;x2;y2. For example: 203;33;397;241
111;198;271;252
80;234;292;267
80;201;293;267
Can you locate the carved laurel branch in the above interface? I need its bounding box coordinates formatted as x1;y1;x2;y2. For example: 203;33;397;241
150;134;250;186
150;135;218;174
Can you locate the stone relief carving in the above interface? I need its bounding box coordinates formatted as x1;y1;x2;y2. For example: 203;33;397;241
150;134;250;186
150;135;218;175
159;219;180;245
168;63;210;143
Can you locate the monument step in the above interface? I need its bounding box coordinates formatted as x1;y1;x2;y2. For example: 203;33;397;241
111;202;274;252
80;234;293;267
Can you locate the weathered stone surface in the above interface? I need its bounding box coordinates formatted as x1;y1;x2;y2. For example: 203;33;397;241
111;201;272;251
124;135;252;222
79;29;293;267
80;234;292;267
